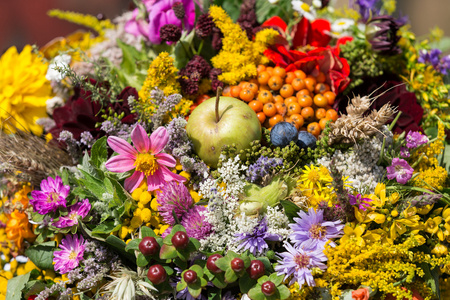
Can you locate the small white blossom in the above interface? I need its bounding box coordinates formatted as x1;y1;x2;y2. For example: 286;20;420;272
291;0;316;20
46;54;71;82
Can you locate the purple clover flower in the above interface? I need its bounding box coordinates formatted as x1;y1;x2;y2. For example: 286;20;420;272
53;199;91;228
386;158;414;184
246;156;283;183
400;147;410;158
274;241;327;286
157;181;193;225
53;234;85;274
348;194;373;211
289;208;344;251
406;131;429;149
30;176;70;215
180;206;212;240
235;218;281;256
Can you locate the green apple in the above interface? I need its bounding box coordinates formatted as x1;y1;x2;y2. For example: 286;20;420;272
186;96;261;168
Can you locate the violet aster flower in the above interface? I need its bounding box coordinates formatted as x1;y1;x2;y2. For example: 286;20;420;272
125;0;195;44
406;131;428;149
289;208;344;251
235;218;281;255
274;241;327;286
53;199;91;228
386;158;414;184
348;194;373;211
438;55;450;75
352;0;379;21
105;124;186;192
157;181;193;225
418;49;442;68
53;234;85;274
180;206;212;240
30;176;70;215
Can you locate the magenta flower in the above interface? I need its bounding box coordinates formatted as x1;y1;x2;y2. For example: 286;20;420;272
181;206;212;240
348;194;373;211
30;176;70;215
53;199;91;228
105;124;186;192
400;147;410;158
53;234;85;274
386;158;414;184
125;0;195;44
157;181;193;225
406;131;429;149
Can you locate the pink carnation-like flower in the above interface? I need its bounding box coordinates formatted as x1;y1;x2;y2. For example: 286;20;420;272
30;176;70;215
53;199;91;228
105;124;186;192
386;158;414;184
53;234;85;274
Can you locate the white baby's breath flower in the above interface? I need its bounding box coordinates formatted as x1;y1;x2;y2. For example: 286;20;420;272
46;54;71;82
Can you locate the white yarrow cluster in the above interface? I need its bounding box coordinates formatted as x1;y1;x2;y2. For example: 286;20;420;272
318;126;393;193
265;206;292;240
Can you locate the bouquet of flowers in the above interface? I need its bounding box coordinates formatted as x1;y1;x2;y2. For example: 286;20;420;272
2;0;450;299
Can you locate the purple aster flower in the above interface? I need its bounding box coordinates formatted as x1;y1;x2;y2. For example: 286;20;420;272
418;49;442;68
400;147;410;158
274;241;327;286
406;131;428;149
438;55;450;75
53;234;85;274
352;0;379;21
246;156;283;183
235;218;281;255
157;181;193;225
53;199;91;228
180;206;212;240
386;158;414;184
30;176;70;215
348;194;372;211
289;208;344;251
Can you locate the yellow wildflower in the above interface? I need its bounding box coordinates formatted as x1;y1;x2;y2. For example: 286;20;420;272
0;45;51;135
340;224;366;247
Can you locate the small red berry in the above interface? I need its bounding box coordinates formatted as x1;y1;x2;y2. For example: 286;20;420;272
147;264;167;285
183;270;198;284
261;281;276;296
172;231;189;249
230;258;245;272
247;260;265;280
139;236;160;256
206;254;223;274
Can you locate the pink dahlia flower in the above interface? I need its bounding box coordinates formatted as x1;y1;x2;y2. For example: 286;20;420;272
53;199;91;228
105;124;186;192
30;176;70;215
53;234;85;274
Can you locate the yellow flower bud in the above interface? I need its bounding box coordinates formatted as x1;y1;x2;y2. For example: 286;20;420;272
190;190;202;203
139;191;152;205
119;226;129;240
131;187;143;201
432;243;448;257
159;224;170;235
391;210;399;217
141;208;152;223
179;171;191;181
130;216;142;229
175;164;183;171
150;198;159;211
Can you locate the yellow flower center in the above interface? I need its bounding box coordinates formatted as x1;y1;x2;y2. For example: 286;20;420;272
309;224;327;239
68;251;77;260
69;212;78;220
300;3;310;12
134;153;158;176
47;192;60;203
308;170;320;184
294;253;310;269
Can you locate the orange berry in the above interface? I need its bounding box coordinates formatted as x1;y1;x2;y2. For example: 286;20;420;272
304;77;317;93
324;91;336;105
275;102;287;116
222;86;231;97
273;66;286;78
268;75;283;91
294;70;306;79
247;82;259;94
313;94;328;107
284;96;298;106
285;72;296;84
314;83;328;94
287;102;301;116
230;86;242;98
266;66;274;76
249;100;263;113
319;118;331;130
296;89;310;97
240;89;255;102
269;114;284;127
307;122;321;137
298;95;313;108
263;102;277;117
257;112;266;124
249;78;259;85
292;78;306;91
239;81;249;89
257;71;270;85
316;71;326;83
257;90;274;104
274;95;284;104
301;107;315;122
257;65;266;73
280;84;294;98
315;108;327;120
290;113;304;129
326;109;339;122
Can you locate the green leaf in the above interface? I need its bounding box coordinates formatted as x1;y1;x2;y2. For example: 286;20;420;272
277;284;291;300
248;285;265;300
160;244;178;259
207;288;222;300
420;262;440;299
163;265;174;276
211;272;227;288
224;267;238;283
90;136;108;168
136;252;153;267
256;256;273;273
124;238;142;252
25;241;56;270
187;284;202;299
239;273;256;294
6;272;31;300
269;272;283;286
215;257;231;272
141;226;157;238
105;235;136;263
190;264;204;277
177;281;187;291
23;280;46;298
91;221;121;235
280;200;301;222
78;169;107;200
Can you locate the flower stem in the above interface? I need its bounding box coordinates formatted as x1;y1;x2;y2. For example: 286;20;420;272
215;87;222;123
